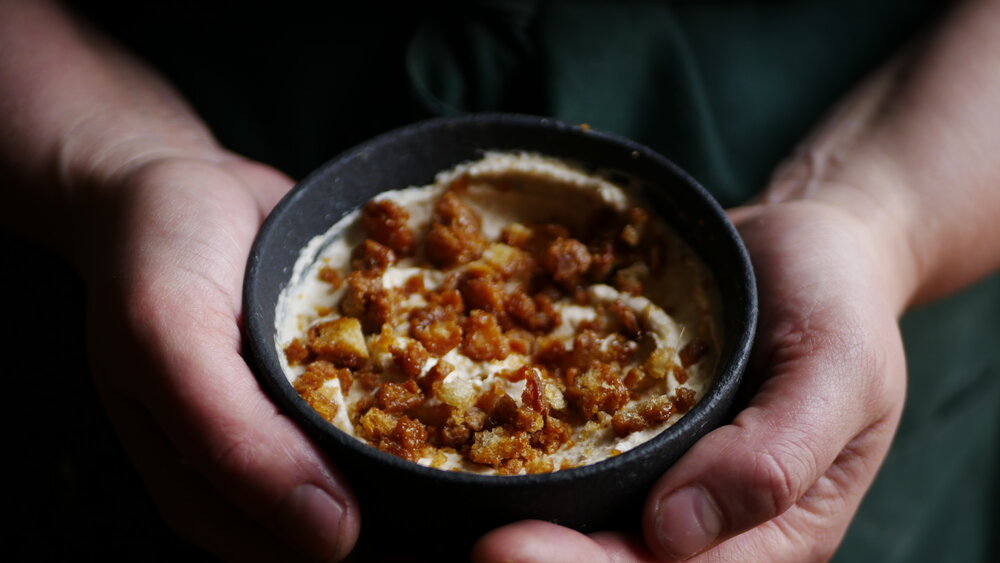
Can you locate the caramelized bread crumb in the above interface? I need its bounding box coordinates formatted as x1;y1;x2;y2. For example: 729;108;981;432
288;174;714;474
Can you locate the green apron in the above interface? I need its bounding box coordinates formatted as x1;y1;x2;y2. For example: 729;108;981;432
70;1;1000;560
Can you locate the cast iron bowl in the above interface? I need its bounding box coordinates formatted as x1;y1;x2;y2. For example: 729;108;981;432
243;114;756;550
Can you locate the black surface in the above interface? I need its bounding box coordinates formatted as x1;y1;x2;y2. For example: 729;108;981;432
244;114;757;551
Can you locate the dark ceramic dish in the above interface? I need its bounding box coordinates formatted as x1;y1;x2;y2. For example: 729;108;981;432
243;114;756;549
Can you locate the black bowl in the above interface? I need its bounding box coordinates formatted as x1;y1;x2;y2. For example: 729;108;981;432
243;114;756;551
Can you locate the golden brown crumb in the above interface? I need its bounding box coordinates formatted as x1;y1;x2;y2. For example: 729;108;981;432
378;416;429;462
477;383;519;427
340;271;396;333
355;368;381;391
609;300;641;340
505;328;535;355
612;395;674;437
543;237;592;289
294;360;346;393
460;276;506;314
361;199;416;256
301;391;339;422
390;339;430;380
411;312;463;356
283;338;310;365
351;239;396;272
375;380;423;414
672;387;697;414
680;338;709;367
483;242;535;280
418;360;454;396
672;365;689;384
462;310;511;362
532;415;572;454
425;191;488;267
469;427;533;468
359;407;397;441
317;266;343;289
290;181;711;474
566;362;629;419
500;222;532;248
308;317;369;368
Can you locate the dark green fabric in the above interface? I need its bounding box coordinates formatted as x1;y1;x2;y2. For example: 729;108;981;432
407;0;947;205
844;281;1000;562
407;2;1000;561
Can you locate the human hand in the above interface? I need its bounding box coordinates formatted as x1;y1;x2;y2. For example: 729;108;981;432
472;198;909;562
79;154;360;561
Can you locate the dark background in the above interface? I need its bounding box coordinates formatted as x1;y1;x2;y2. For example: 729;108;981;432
4;232;214;561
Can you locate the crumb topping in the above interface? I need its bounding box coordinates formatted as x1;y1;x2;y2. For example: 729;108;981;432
277;153;720;474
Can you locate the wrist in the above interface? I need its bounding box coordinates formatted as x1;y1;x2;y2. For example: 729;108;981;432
55;107;223;191
754;149;922;316
53;110;226;262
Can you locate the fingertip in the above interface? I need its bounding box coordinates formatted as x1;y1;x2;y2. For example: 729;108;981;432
646;485;723;560
472;520;607;563
589;531;660;562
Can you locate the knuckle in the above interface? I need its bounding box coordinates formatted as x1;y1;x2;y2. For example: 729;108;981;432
747;448;811;521
210;434;264;484
203;433;284;514
204;427;294;512
773;300;900;414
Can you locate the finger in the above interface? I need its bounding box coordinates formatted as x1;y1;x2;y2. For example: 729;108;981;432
643;209;905;560
472;521;646;563
90;283;360;561
680;425;894;563
99;387;320;562
669;412;898;563
142;339;359;561
644;346;896;561
89;162;359;558
590;531;662;562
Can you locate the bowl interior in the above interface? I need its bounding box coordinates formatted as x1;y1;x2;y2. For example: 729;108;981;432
243;114;757;541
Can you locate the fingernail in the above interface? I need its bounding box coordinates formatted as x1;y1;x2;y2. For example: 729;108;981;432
280;484;346;560
655;486;722;559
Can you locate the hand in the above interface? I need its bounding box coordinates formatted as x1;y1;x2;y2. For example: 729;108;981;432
472;199;908;562
80;154;360;561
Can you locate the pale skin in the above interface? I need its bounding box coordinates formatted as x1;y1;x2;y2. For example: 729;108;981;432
2;0;999;561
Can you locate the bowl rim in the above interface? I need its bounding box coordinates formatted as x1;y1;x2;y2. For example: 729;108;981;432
244;112;757;487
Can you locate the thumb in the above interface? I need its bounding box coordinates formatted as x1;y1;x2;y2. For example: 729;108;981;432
643;207;905;560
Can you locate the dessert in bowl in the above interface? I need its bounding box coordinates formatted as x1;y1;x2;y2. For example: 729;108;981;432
277;151;721;475
243;114;756;546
